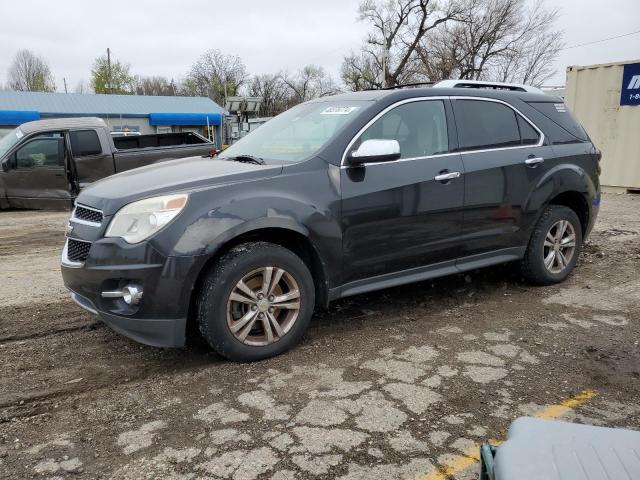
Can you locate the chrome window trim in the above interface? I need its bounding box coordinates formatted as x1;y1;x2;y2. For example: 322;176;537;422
340;96;449;167
340;95;544;168
71;203;103;227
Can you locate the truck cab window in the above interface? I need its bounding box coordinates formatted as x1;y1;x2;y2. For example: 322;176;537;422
359;100;449;159
15;133;64;168
69;130;102;156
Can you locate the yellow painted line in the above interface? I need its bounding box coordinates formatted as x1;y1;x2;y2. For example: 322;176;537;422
420;389;597;480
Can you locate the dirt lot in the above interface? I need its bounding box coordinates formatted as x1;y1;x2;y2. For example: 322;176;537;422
1;193;639;479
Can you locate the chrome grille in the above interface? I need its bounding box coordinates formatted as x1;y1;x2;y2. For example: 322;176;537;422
73;205;103;225
67;238;92;263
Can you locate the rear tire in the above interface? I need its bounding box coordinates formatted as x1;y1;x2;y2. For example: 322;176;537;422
521;205;583;285
197;242;315;362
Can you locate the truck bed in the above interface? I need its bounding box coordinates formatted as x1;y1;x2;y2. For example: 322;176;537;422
112;131;210;151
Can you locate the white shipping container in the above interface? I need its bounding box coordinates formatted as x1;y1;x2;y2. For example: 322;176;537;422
565;60;640;191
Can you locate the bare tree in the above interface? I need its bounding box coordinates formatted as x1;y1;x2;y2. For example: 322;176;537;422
341;51;383;91
249;74;291;117
281;65;340;104
135;76;178;96
74;79;90;94
182;50;248;105
417;0;564;86
344;0;464;89
7;50;56;92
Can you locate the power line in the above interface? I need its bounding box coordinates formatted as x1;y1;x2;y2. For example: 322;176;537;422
560;29;640;51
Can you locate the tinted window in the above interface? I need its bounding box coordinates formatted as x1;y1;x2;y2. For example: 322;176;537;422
455;100;521;151
70;130;102;156
517;115;540;145
15;133;64;168
527;102;588;142
359;100;449;159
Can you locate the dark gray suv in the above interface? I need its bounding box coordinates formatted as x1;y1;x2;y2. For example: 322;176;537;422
61;82;601;361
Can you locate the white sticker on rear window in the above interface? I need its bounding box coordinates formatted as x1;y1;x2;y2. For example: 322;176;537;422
320;106;359;115
554;103;567;113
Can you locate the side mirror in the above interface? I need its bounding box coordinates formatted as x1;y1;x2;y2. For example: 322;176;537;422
348;139;401;165
1;154;16;172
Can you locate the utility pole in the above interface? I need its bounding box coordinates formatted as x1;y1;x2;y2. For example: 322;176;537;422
63;77;68;93
107;47;112;94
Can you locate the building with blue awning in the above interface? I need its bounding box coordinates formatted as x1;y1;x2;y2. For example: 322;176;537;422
0;91;226;146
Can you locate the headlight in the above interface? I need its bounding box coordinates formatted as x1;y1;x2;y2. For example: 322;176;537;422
105;194;188;244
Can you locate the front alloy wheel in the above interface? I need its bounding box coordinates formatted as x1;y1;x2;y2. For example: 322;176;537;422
228;267;301;346
197;242;315;362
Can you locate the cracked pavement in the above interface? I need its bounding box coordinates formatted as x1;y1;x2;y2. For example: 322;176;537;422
1;193;639;479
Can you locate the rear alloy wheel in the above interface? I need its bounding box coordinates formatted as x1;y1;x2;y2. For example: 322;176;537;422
522;205;583;285
197;242;314;362
542;220;577;274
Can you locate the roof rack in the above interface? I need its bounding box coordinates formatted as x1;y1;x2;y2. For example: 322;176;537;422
381;81;435;90
432;79;543;94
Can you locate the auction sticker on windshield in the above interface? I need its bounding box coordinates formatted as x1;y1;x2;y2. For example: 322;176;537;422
320;106;359;115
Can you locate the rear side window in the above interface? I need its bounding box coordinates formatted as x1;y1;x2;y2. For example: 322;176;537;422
454;100;521;151
527;102;588;142
454;100;542;150
69;130;102;156
359;100;449;159
517;116;540;145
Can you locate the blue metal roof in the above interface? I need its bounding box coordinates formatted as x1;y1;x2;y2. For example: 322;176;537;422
0;110;40;125
0;90;224;117
149;112;222;126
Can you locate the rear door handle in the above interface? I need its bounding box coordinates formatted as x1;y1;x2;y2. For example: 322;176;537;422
434;171;461;182
525;157;544;167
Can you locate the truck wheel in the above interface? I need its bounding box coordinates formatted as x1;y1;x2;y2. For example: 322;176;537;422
521;205;583;285
197;242;315;362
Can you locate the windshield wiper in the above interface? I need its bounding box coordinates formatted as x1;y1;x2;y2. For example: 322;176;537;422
223;155;266;165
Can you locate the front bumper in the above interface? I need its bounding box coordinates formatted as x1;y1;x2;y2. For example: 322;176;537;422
61;235;207;349
70;291;187;347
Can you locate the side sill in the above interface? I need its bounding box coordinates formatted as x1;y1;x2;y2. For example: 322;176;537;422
333;247;525;301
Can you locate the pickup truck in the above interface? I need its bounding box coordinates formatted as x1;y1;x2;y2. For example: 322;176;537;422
0;117;214;210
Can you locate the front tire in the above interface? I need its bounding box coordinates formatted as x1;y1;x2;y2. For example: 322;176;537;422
197;242;315;362
521;205;583;285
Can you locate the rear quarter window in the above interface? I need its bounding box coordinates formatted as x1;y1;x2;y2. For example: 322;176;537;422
69;130;102;156
527;102;589;143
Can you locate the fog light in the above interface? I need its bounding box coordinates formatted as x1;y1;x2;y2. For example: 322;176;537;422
101;284;143;305
122;285;143;305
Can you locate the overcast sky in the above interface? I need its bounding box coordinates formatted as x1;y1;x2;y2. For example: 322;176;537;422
0;0;638;92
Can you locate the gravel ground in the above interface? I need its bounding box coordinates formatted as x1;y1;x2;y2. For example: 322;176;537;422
1;193;639;479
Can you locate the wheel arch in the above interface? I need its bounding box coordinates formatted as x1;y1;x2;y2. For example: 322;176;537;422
185;225;330;337
526;164;597;238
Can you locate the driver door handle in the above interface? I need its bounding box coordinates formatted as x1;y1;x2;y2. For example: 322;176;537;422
525;157;544;167
434;171;461;182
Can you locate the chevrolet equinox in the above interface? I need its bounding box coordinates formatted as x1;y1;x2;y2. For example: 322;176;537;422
61;82;601;361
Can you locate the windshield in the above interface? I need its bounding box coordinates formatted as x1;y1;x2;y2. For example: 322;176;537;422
220;100;372;163
0;128;23;159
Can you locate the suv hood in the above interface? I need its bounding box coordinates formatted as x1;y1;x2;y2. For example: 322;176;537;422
77;156;283;215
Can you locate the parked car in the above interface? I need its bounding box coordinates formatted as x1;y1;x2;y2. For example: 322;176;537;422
479;417;640;480
61;82;601;361
0;117;214;210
